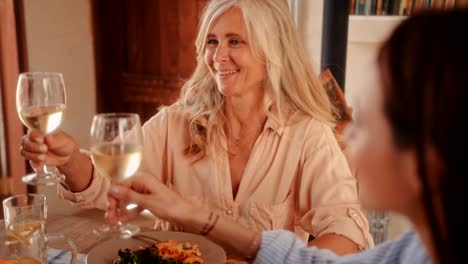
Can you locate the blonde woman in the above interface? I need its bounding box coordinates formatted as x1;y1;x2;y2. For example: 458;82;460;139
21;0;372;257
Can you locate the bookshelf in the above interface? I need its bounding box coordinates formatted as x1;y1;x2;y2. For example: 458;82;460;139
350;0;464;16
348;15;406;43
345;15;406;107
297;0;412;242
322;0;467;243
344;12;411;242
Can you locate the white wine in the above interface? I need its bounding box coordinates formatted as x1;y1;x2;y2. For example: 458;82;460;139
90;143;142;180
19;105;65;134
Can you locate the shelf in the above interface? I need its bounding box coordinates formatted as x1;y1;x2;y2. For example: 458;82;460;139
349;15;407;21
348;15;407;43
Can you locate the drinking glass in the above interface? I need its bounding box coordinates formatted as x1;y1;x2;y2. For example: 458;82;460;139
90;113;143;238
16;72;67;186
365;210;390;244
2;194;76;263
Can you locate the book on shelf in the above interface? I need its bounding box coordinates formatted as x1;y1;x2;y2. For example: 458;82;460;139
356;0;366;15
365;0;372;15
377;0;384;15
350;0;463;16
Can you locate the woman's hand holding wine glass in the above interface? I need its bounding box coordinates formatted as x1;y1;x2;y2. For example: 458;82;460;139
90;113;143;238
16;72;67;186
21;130;79;168
18;72;144;239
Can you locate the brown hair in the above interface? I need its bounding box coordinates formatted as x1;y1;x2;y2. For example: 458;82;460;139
378;9;468;263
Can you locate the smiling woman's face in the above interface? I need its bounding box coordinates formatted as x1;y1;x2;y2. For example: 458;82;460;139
344;66;421;214
204;8;266;98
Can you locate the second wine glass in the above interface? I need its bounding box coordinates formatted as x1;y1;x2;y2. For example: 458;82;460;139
90;113;143;238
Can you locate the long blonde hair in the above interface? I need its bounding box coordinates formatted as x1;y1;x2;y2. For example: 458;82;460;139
179;0;335;156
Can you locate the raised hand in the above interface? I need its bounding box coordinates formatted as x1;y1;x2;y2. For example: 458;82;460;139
106;175;192;226
20;130;79;169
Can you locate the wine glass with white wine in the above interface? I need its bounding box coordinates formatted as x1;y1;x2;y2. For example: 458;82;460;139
16;72;66;186
90;113;143;238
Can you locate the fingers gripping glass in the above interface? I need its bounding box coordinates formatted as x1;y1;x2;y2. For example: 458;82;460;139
90;113;143;238
16;72;67;186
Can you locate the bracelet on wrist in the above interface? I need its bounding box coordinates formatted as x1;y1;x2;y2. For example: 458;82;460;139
200;211;220;236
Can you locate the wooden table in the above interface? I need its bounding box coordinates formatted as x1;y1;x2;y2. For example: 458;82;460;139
46;209;247;263
46;209;155;253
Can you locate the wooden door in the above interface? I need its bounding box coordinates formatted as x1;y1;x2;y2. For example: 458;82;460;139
91;0;209;122
0;0;28;203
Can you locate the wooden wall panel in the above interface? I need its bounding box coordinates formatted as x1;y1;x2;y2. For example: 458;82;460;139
177;0;206;76
158;1;179;77
93;0;209;123
0;0;27;196
91;0;125;114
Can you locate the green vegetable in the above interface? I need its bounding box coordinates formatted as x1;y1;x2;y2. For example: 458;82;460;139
113;245;182;264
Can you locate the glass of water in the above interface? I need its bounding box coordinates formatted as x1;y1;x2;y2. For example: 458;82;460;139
2;194;76;263
365;210;390;244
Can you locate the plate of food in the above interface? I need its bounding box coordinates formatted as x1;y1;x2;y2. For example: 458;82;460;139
86;231;226;264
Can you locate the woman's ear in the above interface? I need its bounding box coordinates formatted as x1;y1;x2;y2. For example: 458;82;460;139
402;144;443;198
400;149;422;197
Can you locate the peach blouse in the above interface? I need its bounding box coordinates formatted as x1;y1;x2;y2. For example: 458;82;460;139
58;103;373;249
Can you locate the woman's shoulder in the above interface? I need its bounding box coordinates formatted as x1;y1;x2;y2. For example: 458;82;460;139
282;111;341;155
158;101;186;115
286;110;334;136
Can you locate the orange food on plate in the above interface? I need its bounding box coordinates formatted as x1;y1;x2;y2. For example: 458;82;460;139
114;239;203;264
155;240;203;264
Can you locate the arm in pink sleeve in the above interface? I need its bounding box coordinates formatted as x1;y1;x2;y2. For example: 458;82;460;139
56;149;110;210
297;122;374;250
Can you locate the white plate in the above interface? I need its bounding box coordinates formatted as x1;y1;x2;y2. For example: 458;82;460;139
86;231;226;264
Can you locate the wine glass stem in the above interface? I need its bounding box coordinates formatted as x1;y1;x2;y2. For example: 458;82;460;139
36;165;65;182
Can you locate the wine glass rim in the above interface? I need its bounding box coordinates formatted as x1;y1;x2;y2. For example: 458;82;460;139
94;113;140;119
19;72;64;78
2;193;46;208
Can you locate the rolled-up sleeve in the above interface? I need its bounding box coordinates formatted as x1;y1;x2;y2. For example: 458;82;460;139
254;230;339;263
57;150;110;210
297;123;374;249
